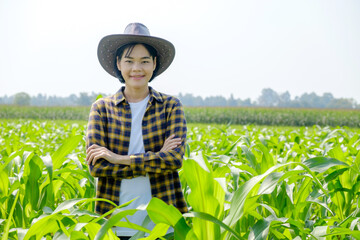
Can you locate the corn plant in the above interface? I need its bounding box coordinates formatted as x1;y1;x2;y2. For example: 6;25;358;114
144;125;360;239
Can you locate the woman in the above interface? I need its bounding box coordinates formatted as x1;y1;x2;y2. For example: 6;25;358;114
85;23;187;238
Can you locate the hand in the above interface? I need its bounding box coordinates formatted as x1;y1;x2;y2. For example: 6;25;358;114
160;134;182;152
86;144;129;166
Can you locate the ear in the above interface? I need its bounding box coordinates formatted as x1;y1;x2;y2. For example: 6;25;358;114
116;56;121;71
153;57;157;71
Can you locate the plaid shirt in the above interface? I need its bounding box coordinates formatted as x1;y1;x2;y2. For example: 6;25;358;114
86;86;188;215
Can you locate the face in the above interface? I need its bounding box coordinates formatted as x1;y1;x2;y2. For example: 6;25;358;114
117;44;157;90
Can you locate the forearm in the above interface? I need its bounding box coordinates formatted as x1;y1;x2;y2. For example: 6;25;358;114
86;143;134;177
89;155;133;178
130;147;185;175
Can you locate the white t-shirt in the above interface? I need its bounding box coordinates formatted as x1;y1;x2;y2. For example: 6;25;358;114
115;95;153;236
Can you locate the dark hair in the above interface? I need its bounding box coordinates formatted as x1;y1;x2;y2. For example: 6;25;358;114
114;43;158;83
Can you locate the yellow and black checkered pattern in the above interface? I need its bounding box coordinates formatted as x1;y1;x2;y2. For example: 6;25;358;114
86;86;188;215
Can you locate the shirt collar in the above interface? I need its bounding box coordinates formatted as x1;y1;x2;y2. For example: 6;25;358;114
114;86;163;105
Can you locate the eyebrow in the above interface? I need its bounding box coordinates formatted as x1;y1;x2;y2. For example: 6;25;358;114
123;56;151;59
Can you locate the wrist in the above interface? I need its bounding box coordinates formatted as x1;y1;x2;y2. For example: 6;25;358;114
118;155;131;165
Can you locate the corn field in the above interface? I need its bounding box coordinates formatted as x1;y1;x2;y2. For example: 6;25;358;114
0;105;359;127
0;120;360;239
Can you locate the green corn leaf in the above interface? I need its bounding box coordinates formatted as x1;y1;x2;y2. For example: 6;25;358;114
307;197;334;216
303;157;348;173
0;149;22;173
296;162;329;197
1;191;19;240
23;214;63;240
41;155;53;180
54;198;117;214
51;135;82;170
241;146;257;171
112;216;152;235
354;151;360;174
94;209;139;240
224;173;264;228
183;158;220;215
0;170;9;197
324;168;348;182
221;136;242;155
128;215;153;239
249;215;288;240
70;230;89;240
183;158;221;239
224;163;302;229
83;222;103;240
23;154;42;211
146;197;195;240
184;211;241;240
258;172;283;195
256;143;276;172
96;94;104;100
137;223;169;240
321;228;360;238
328;145;346;162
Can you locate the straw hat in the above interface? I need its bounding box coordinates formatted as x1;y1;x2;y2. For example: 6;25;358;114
97;23;175;79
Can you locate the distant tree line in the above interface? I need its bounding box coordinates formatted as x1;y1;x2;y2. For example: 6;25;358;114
0;92;105;107
178;88;359;109
0;88;359;109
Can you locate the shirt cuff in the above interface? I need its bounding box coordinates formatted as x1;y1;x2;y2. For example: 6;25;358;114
130;154;146;175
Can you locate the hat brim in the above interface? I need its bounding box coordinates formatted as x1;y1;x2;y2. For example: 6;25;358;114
97;34;175;79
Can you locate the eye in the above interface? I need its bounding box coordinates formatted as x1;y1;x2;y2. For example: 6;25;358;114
142;60;150;64
125;60;133;63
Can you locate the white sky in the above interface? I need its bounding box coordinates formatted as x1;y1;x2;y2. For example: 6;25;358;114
1;0;359;102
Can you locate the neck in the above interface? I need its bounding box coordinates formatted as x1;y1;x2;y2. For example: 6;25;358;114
124;86;150;103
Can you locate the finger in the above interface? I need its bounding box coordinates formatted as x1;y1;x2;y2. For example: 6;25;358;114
87;145;105;157
165;139;182;147
92;149;114;166
91;151;106;166
168;137;181;141
163;138;181;147
86;144;100;154
87;147;104;165
165;137;181;144
86;147;98;164
164;142;181;151
169;142;180;149
86;150;94;164
87;150;97;165
86;144;95;154
92;155;101;166
165;134;176;142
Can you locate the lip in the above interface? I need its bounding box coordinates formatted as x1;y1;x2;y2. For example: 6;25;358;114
130;75;145;80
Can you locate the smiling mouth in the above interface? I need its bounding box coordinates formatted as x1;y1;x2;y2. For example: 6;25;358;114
130;75;145;79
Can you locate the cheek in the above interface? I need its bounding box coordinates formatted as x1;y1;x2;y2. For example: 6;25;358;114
149;63;156;73
117;62;122;71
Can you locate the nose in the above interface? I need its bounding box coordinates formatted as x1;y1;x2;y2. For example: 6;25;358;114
131;62;141;71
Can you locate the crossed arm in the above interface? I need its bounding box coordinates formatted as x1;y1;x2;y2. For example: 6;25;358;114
86;134;182;166
85;99;187;178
